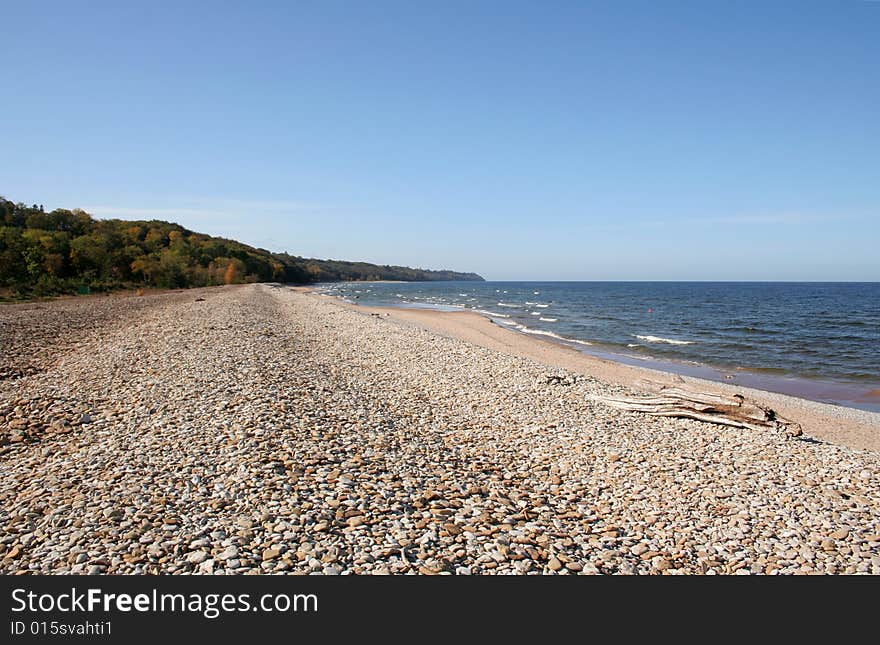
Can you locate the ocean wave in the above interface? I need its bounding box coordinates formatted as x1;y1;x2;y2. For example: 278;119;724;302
539;317;558;322
497;302;520;308
516;325;592;345
627;343;640;348
475;309;511;318
634;334;694;345
530;311;540;316
535;304;550;308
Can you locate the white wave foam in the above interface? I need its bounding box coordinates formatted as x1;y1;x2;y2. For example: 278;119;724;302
627;343;640;348
517;326;592;345
535;304;549;308
525;301;536;305
530;311;540;316
634;334;694;345
533;291;540;295
497;302;520;308
539;317;558;322
475;309;511;318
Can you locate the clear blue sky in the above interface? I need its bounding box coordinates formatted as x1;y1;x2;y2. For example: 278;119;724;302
2;1;878;280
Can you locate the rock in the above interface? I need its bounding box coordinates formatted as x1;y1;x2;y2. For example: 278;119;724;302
187;550;208;564
653;558;672;571
631;544;649;556
416;530;436;545
217;546;239;561
2;283;879;578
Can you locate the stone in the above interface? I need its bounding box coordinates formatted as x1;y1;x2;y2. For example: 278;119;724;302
2;283;879;579
187;550;208;564
653;558;672;571
217;546;239;561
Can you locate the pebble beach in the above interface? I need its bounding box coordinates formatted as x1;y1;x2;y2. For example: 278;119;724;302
1;283;879;575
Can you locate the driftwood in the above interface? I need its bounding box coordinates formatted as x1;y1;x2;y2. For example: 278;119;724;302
593;384;802;436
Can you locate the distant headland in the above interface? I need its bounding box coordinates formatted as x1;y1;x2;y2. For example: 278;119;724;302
0;196;484;299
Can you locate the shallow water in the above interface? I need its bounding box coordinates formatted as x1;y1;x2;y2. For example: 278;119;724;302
319;281;880;412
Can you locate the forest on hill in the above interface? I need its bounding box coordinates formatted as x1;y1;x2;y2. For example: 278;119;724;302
0;197;483;298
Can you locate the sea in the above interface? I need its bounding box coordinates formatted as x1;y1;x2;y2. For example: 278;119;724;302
317;281;880;413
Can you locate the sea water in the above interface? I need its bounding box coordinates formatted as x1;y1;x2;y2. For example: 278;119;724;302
319;281;880;412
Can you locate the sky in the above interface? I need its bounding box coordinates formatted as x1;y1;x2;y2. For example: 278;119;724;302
2;1;878;280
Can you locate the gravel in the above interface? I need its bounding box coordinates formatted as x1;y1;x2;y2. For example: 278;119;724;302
1;283;878;575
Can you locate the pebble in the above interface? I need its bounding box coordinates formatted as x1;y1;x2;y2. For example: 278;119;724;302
187;551;208;564
1;284;879;577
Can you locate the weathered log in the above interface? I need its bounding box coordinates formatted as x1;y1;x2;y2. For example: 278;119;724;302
592;384;802;436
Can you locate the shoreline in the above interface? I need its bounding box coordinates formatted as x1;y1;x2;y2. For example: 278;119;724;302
306;288;880;453
319;294;880;413
3;283;880;575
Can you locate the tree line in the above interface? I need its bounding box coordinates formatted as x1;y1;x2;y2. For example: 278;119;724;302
0;196;483;298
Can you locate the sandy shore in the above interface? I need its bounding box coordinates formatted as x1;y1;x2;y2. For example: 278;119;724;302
322;296;880;453
2;284;879;575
